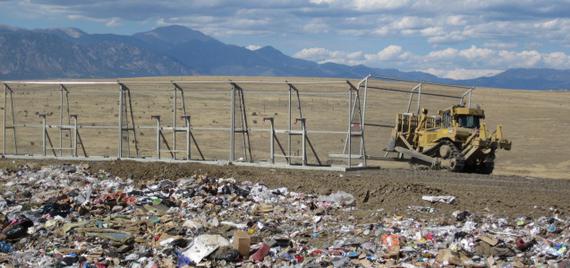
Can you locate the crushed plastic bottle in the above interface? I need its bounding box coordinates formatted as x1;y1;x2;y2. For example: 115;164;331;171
0;241;12;253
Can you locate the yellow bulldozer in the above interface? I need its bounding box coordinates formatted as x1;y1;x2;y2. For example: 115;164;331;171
386;104;511;174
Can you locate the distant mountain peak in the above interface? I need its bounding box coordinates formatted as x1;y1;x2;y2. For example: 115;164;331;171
134;25;215;45
255;46;288;58
0;24;23;32
30;27;86;39
58;28;85;38
154;25;193;32
257;46;281;53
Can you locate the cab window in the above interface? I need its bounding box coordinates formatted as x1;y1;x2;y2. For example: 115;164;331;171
457;115;480;128
442;111;452;128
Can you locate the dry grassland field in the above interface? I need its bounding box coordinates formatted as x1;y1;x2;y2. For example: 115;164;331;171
1;76;569;179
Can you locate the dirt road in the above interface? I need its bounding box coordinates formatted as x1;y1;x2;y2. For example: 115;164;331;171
2;159;568;221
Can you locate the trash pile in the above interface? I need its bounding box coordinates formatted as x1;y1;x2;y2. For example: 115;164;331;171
0;164;568;267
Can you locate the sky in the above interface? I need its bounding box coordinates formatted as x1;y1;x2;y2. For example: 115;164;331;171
1;0;570;79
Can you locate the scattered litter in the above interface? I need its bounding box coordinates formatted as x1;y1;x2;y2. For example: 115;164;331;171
318;191;356;207
182;234;230;264
422;195;456;204
250;242;270;263
232;230;251;257
0;164;565;267
408;205;435;213
453;210;471;221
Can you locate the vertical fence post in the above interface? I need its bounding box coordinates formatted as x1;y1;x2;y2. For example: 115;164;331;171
229;84;236;161
118;84;123;159
416;83;423;115
172;85;177;160
2;84;6;155
406;83;419;113
71;115;78;157
182;114;191;160
361;76;369;167
347;87;353;168
39;113;47;156
302;119;307;166
270;119;275;164
288;85;292;162
152;115;161;159
264;117;275;164
296;118;307;166
59;84;64;157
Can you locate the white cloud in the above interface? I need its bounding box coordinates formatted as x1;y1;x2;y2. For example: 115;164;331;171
309;0;335;4
483;42;518;50
245;44;262;50
105;17;121;27
371;16;435;36
372;26;390;36
423;46;552;70
458;46;494;60
294;48;331;61
420;27;444;37
313;0;411;10
67;14;121;27
365;45;404;61
302;19;329;33
351;0;411;10
426;31;466;44
294;47;365;65
544;52;570;69
446;15;466;26
422;68;503;79
295;45;410;65
427;48;458;59
536;19;563;29
368;15;570;45
156;16;272;36
496;50;542;68
295;45;570;79
393;16;430;30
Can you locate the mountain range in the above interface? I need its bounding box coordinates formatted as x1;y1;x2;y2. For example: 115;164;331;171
0;24;569;90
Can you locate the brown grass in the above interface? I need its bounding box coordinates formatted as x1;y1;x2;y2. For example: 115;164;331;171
2;76;569;179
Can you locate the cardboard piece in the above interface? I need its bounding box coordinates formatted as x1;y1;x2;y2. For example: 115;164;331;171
480;234;499;246
232;230;251;257
182;234;230;264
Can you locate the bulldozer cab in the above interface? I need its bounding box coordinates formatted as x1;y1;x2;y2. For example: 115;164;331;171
439;106;485;129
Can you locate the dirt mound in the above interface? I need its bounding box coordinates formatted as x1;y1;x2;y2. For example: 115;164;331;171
1;159;569;219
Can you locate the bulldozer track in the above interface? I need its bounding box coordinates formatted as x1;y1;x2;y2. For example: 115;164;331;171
442;140;465;172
